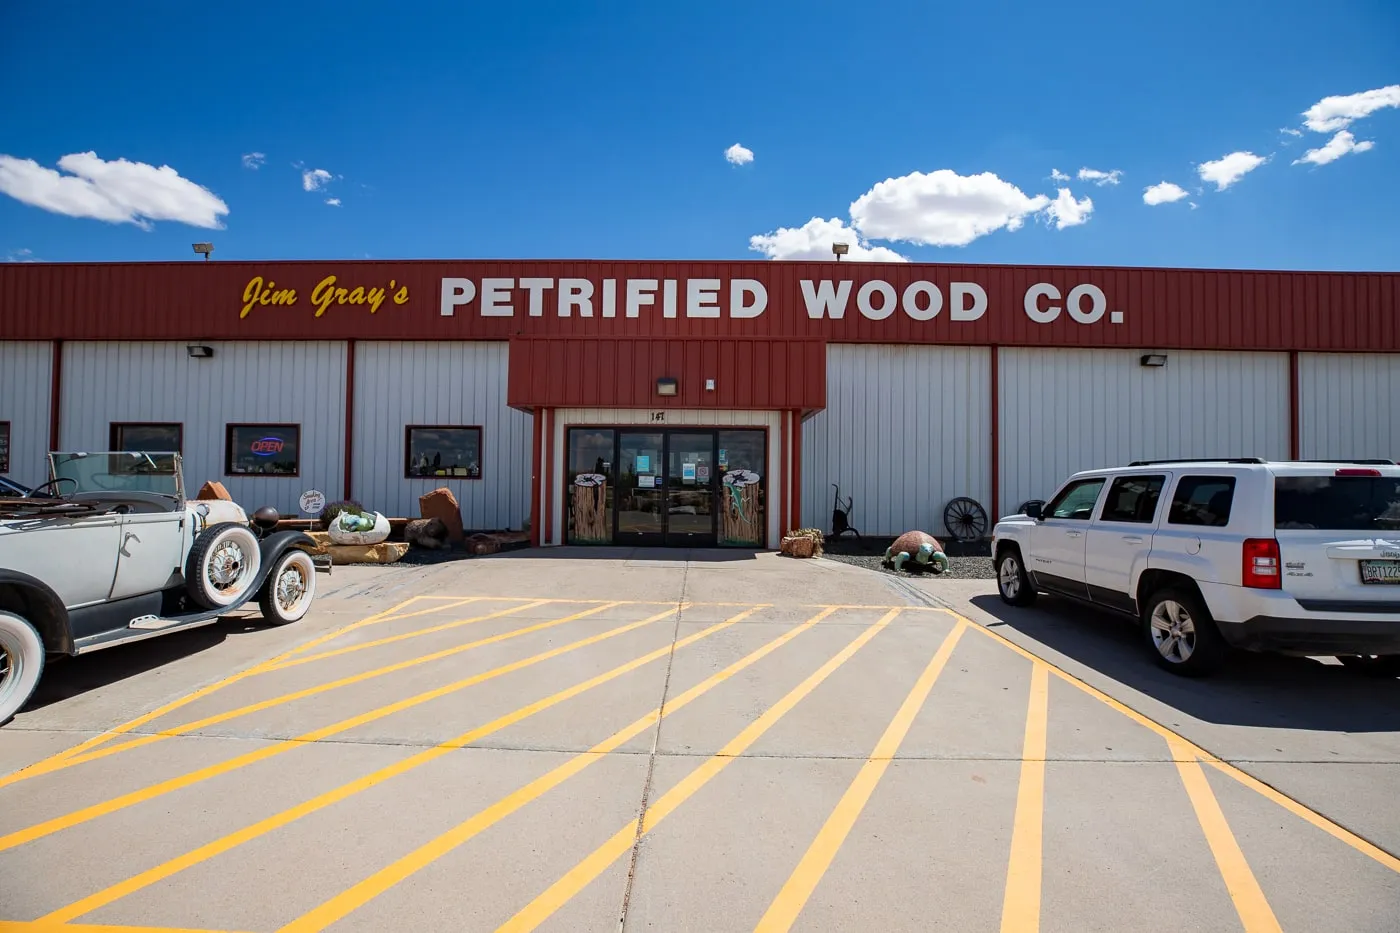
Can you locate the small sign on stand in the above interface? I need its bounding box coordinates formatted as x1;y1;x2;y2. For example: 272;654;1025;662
299;488;326;518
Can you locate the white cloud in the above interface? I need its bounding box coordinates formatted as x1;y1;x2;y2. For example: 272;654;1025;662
1197;151;1267;190
748;216;907;262
849;169;1053;247
325;197;342;207
1189;202;1199;210
1142;181;1190;205
724;143;754;166
1077;167;1122;186
0;151;228;229
1280;127;1303;138
4;248;36;262
302;168;332;191
1043;188;1093;229
1302;84;1400;133
1292;130;1375;166
1050;168;1071;182
241;152;266;170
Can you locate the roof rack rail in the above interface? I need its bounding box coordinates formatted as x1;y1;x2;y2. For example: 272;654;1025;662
1126;458;1264;466
1289;458;1396;465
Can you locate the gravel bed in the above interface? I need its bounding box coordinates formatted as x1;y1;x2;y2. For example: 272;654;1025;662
820;536;996;580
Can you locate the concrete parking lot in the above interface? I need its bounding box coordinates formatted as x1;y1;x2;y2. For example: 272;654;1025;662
1;549;1398;932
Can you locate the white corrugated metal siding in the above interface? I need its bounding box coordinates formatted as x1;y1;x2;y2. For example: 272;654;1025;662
801;345;991;537
354;341;532;530
60;341;346;514
1299;353;1400;461
999;349;1290;513
0;341;53;486
551;408;782;546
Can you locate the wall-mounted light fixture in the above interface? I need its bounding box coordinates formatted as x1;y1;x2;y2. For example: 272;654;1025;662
187;344;215;359
831;242;849;261
705;378;716;392
656;377;678;397
1139;353;1168;367
192;242;214;261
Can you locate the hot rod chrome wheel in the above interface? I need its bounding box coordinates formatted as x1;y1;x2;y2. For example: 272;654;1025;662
259;549;317;625
184;523;263;610
0;611;45;725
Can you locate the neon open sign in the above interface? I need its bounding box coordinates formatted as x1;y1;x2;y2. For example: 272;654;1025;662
250;437;285;456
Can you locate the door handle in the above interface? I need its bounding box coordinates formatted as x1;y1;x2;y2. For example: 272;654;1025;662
1122;535;1144;544
1065;530;1082;538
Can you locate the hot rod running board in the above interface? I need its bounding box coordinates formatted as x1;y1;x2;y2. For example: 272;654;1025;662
70;533;327;655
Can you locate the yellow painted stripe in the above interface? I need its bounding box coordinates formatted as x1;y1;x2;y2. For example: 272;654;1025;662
263;598;557;669
949;608;1400;877
1168;736;1282;932
999;662;1049;933
753;620;967;933
8;600;584;780
0;604;680;854
0;922;251;933
0;594;435;779
43;603;748;925
277;606;823;933
496;608;902;933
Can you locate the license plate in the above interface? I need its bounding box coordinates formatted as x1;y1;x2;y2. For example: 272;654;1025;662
1360;560;1400;584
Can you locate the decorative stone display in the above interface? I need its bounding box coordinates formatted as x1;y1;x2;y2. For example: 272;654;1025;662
327;510;390;545
196;481;232;501
405;517;452;550
419;487;465;542
882;530;949;573
327;542;409;565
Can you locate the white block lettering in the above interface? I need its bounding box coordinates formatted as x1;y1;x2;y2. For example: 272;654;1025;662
950;282;988;321
519;277;554;318
1067;283;1106;324
800;279;852;319
558;278;594;317
731;279;767;318
662;279;678;318
601;279;617;318
901;281;942;321
857;280;897;320
480;278;515;317
1024;283;1061;323
626;279;658;318
440;277;476;317
686;278;721;318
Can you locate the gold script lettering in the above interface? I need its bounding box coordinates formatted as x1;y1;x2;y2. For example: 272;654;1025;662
311;275;338;318
241;276;297;318
245;274;406;319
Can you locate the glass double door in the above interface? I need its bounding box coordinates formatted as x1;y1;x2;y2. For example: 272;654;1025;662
617;430;718;547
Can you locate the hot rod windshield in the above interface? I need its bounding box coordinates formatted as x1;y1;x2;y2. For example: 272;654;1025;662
48;451;183;498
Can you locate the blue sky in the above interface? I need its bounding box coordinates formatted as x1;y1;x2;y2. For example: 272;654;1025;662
1;1;1398;270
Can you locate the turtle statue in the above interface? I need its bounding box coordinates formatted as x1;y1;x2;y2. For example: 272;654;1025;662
882;530;949;574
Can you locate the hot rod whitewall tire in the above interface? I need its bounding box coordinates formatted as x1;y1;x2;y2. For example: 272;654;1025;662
0;611;45;725
185;522;263;610
258;549;317;625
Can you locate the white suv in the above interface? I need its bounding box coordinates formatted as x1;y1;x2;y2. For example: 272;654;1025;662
990;459;1400;677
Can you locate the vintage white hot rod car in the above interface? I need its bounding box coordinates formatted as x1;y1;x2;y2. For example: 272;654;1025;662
0;451;327;724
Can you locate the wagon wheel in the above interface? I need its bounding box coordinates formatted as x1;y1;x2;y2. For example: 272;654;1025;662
943;496;988;542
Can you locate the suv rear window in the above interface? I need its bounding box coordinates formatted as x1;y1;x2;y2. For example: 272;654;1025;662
1168;476;1236;527
1275;476;1400;531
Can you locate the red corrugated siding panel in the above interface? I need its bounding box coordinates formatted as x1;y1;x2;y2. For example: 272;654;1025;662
3;260;1397;351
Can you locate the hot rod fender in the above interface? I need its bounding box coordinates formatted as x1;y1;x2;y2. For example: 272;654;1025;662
0;569;75;656
251;531;325;592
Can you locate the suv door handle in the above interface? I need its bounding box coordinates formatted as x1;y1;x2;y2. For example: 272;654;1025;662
1122;535;1144;544
1064;530;1082;538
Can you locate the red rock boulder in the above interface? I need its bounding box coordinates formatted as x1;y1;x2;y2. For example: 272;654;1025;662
419;487;464;542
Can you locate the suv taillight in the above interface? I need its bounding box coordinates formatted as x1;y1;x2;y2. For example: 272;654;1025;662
1243;538;1281;589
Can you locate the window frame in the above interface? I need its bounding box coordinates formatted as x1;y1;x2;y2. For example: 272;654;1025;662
1043;477;1108;521
224;422;302;478
0;421;9;474
109;421;184;454
1167;475;1238;528
1097;474;1168;525
403;424;484;480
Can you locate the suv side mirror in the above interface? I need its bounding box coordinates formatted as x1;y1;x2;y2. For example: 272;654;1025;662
1024;502;1043;520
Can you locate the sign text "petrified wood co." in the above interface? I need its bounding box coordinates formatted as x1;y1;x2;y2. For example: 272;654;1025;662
438;277;1123;325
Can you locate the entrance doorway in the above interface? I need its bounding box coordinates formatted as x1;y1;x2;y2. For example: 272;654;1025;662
565;426;767;548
